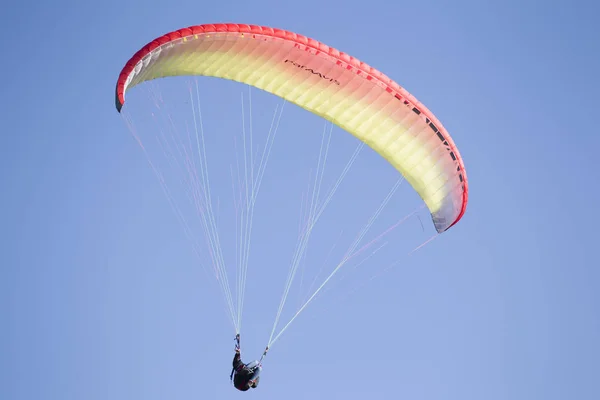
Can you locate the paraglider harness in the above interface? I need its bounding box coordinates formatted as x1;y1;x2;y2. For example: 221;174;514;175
229;362;260;383
229;334;268;385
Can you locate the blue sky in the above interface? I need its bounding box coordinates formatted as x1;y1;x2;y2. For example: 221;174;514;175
2;0;599;399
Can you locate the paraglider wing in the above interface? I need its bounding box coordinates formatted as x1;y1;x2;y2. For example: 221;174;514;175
115;23;469;233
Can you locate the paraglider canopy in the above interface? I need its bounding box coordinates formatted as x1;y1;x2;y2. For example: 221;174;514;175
115;23;468;233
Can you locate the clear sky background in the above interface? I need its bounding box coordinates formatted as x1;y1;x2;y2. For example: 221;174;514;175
2;0;599;399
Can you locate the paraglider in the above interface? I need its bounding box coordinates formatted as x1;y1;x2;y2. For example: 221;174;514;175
230;334;267;391
114;22;469;390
